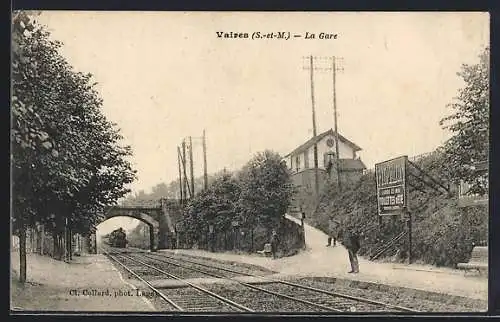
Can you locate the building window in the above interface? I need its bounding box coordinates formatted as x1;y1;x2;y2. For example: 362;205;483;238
295;155;300;172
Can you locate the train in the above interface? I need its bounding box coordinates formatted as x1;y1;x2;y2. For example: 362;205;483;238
105;227;128;248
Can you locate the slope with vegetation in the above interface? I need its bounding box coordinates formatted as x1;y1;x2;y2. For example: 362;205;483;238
311;47;489;268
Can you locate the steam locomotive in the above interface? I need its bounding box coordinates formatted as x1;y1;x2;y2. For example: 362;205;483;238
105;227;128;248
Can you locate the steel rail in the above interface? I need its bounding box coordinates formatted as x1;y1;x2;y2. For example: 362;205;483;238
99;248;182;311
130;252;343;312
114;252;254;312
151;251;420;313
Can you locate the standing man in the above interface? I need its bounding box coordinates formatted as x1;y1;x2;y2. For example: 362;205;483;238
270;229;279;259
343;229;360;273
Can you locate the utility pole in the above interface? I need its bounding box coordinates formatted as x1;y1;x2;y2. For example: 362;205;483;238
182;153;192;198
182;140;190;198
189;136;195;197
202;129;208;190
332;56;342;189
177;146;184;204
309;55;320;200
304;56;344;190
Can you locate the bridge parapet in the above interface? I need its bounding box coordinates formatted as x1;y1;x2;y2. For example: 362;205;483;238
100;198;182;250
106;205;161;211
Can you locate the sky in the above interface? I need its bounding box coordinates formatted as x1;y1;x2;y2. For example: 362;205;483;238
96;217;142;236
34;11;489;201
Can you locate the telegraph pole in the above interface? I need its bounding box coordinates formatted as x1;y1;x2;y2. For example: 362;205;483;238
202;130;208;191
177;146;184;203
179;134;207;199
189;136;195;196
309;55;320;200
332;56;342;189
304;56;344;189
181;140;191;198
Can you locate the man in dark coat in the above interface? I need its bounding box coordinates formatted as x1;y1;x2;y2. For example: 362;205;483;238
343;229;360;273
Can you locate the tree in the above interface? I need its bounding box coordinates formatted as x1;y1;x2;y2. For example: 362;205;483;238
238;150;293;231
440;47;489;195
175;151;292;250
11;11;136;282
182;172;240;246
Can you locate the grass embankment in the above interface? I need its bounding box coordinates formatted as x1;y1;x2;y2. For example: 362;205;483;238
311;154;488;268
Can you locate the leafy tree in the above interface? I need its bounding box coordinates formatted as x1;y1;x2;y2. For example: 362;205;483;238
209;173;241;231
238;150;293;231
175;151;292;250
127;223;150;249
183;172;240;245
11;11;136;282
440;47;489;195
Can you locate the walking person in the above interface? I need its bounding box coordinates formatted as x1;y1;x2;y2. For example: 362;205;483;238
270;229;279;259
343;229;361;273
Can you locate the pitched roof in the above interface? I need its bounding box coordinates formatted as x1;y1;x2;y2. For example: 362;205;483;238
338;158;367;171
284;129;362;158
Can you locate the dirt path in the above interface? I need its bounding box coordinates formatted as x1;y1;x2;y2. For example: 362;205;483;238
11;252;155;311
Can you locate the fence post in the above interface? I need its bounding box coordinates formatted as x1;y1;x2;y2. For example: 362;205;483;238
407;211;412;264
69;228;73;260
40;225;44;255
28;228;33;253
251;228;254;252
53;235;58;259
224;231;227;250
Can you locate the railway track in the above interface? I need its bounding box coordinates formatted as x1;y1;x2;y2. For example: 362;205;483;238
112;248;419;313
101;248;252;312
154;251;421;312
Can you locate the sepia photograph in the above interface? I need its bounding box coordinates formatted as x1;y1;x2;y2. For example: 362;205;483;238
11;11;489;313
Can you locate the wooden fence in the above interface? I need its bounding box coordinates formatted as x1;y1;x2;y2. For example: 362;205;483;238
11;226;89;260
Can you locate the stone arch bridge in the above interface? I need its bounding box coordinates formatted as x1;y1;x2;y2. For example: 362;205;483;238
91;199;181;252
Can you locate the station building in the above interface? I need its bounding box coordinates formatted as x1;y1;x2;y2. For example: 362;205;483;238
284;129;366;218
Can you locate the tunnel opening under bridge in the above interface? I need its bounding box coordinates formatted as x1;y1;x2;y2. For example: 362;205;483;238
97;211;160;252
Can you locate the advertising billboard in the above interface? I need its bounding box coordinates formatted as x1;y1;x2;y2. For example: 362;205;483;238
375;156;408;215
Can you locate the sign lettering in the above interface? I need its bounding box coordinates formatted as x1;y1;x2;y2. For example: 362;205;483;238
375;156;408;215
